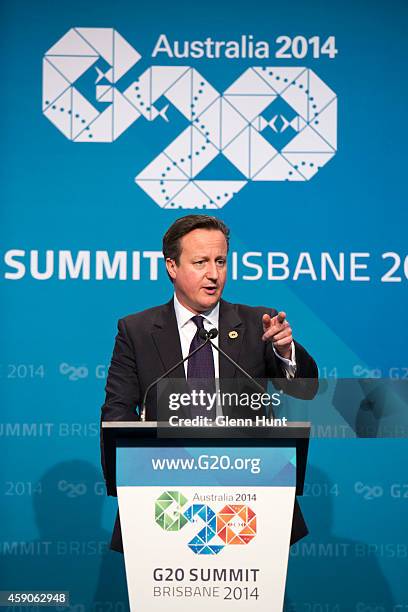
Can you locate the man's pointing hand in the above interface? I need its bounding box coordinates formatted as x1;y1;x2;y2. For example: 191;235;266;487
262;311;293;360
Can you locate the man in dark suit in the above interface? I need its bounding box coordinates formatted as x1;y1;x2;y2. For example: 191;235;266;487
101;214;318;551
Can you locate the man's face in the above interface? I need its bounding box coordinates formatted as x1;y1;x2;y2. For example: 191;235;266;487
166;229;228;313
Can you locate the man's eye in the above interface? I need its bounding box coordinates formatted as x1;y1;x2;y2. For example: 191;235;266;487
216;259;226;266
194;260;205;266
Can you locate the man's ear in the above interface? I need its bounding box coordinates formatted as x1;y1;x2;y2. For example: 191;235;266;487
165;258;177;280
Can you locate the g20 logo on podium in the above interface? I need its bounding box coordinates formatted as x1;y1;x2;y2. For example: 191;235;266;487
43;27;337;209
155;490;257;555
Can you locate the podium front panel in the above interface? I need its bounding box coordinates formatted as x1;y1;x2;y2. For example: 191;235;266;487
117;444;296;612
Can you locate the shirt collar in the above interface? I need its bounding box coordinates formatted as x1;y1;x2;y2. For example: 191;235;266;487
173;294;220;329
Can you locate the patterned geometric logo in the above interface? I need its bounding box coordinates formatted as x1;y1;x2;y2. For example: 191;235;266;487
155;490;189;531
217;504;256;545
43;28;337;209
155;490;256;555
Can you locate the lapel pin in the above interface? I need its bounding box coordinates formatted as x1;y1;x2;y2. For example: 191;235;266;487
228;330;238;339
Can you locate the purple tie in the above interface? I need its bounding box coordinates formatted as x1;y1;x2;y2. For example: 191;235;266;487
187;316;215;381
187;316;216;416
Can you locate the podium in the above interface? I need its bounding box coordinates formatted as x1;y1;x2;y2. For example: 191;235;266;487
102;421;310;612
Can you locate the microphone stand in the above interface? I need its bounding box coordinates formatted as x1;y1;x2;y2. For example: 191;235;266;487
207;337;276;419
141;326;277;421
140;336;211;421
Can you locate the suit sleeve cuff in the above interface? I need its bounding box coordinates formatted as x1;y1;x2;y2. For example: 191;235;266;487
273;342;297;378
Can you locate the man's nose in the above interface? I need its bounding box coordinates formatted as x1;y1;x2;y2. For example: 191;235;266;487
205;262;218;281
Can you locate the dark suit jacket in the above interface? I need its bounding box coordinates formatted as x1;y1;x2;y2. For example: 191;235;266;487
101;298;318;551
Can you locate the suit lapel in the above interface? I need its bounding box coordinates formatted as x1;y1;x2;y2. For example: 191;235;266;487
151;299;245;380
218;300;244;379
151;300;186;379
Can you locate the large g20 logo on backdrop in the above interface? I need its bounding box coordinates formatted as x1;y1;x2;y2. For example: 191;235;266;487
43;28;337;209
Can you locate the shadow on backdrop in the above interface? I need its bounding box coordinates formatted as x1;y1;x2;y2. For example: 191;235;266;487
0;460;128;611
284;465;394;610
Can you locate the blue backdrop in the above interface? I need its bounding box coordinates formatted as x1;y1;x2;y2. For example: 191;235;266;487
1;0;407;609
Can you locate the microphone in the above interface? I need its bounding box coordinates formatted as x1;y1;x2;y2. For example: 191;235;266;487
198;327;218;340
140;333;211;422
205;329;276;418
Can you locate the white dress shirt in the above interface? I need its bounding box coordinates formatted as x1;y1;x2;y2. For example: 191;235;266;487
173;294;296;378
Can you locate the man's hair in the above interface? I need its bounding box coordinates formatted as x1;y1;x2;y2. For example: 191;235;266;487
162;215;230;264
